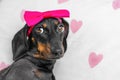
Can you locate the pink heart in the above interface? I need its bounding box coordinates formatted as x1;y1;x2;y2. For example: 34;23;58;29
70;19;83;33
58;0;68;4
89;52;103;68
112;0;120;10
0;62;9;71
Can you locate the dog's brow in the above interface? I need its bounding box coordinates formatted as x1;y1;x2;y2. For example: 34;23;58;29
54;20;59;25
42;23;47;28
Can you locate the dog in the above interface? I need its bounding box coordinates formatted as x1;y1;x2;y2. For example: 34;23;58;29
0;16;69;80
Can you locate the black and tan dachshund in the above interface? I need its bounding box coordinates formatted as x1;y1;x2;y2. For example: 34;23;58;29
0;18;69;80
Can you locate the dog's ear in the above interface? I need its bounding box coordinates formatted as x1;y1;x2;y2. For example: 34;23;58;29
12;25;29;61
61;18;69;52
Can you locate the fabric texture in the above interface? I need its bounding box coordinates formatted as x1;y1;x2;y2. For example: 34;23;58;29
0;0;120;80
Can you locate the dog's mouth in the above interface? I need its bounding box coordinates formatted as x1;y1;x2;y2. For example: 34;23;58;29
43;52;64;60
33;51;64;60
47;57;63;60
48;54;64;60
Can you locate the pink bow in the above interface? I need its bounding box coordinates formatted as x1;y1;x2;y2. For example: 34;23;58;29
24;9;70;26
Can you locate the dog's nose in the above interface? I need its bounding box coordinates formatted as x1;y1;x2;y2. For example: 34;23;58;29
53;49;62;57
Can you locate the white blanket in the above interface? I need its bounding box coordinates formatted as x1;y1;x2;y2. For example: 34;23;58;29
0;0;120;80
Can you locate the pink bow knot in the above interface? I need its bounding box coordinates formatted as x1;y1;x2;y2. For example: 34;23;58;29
42;12;52;18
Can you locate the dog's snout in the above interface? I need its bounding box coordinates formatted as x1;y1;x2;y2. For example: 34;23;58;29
51;47;63;57
54;49;62;56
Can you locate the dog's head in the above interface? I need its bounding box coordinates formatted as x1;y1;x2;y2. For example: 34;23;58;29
12;18;69;61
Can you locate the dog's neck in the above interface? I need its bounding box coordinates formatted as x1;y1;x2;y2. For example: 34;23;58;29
25;51;56;72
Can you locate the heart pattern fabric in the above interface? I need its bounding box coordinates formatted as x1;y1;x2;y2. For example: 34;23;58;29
113;0;120;9
70;19;83;33
58;0;68;4
0;62;9;71
89;52;103;68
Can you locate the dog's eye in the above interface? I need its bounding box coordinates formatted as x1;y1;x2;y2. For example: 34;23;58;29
57;24;64;33
37;27;44;34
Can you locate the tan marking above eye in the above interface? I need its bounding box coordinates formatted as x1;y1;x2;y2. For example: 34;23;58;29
42;23;47;28
54;20;59;25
